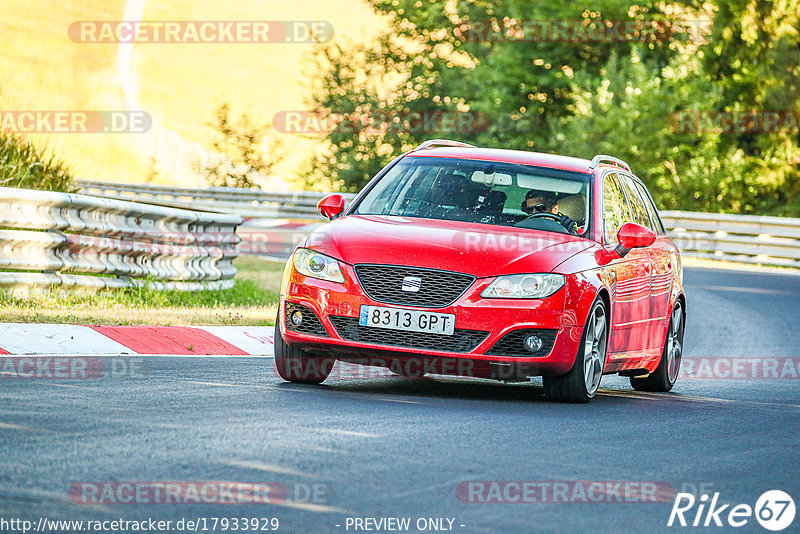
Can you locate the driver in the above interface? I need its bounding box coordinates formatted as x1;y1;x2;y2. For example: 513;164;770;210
521;189;558;215
521;189;579;233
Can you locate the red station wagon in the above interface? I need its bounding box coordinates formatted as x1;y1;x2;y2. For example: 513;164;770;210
275;139;686;402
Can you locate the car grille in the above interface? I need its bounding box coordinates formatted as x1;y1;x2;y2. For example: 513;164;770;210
285;302;329;337
329;316;488;353
353;265;475;308
485;328;558;357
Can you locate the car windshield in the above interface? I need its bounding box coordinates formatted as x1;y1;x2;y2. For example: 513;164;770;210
355;156;592;235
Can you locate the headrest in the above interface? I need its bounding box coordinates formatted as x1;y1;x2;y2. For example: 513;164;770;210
558;193;586;224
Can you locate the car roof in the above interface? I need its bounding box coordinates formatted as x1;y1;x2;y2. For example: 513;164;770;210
406;146;593;175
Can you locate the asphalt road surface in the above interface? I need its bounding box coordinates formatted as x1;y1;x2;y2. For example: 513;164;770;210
1;266;799;533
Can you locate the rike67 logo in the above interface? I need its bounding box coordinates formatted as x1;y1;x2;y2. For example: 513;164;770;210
668;490;795;531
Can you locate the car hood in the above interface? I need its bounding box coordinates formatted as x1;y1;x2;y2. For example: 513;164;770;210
302;215;593;277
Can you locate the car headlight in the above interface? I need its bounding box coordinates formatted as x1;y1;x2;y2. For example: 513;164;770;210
293;248;345;283
481;274;565;299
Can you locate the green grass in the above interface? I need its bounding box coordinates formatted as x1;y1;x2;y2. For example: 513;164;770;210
0;256;285;326
120;277;276;308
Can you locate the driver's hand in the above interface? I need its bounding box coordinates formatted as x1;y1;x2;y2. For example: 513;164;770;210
557;213;578;234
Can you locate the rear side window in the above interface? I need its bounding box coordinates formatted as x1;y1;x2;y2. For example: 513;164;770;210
618;175;654;231
631;179;665;234
602;174;631;244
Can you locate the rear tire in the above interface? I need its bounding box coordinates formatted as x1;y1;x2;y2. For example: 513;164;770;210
274;314;334;385
631;301;684;392
543;298;608;403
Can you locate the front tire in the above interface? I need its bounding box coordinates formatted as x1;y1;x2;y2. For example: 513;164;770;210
274;314;334;384
630;300;684;392
543;298;608;403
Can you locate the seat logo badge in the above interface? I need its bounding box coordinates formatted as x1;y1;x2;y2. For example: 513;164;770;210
401;276;422;292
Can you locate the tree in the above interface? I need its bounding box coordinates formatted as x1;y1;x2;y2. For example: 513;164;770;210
204;103;283;189
698;0;800;214
302;0;800;215
303;0;679;192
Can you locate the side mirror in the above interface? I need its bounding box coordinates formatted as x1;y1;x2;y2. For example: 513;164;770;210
317;194;346;220
615;222;656;258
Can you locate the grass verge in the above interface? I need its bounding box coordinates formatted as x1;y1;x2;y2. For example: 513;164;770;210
0;256;285;326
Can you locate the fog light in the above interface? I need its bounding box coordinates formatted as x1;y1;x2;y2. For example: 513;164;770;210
290;310;304;326
524;335;543;352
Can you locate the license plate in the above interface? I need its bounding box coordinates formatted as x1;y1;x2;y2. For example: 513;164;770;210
359;305;455;336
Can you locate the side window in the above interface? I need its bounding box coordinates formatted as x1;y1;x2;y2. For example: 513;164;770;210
632;179;665;234
602;174;631;244
619;175;654;231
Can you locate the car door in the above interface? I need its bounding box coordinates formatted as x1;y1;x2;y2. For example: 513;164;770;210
628;177;674;326
602;173;652;355
616;174;667;350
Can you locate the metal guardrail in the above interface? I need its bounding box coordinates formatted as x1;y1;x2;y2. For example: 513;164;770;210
0;187;243;291
661;211;800;268
76;180;355;219
76;180;800;268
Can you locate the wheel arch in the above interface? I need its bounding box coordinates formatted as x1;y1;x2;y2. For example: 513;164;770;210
670;291;687;331
595;286;613;363
596;286;611;314
655;291;686;362
675;292;686;314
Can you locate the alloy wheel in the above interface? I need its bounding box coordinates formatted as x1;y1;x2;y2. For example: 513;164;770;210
583;302;607;396
666;302;683;384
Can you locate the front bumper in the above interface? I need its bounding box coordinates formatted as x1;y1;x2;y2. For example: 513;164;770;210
279;261;584;376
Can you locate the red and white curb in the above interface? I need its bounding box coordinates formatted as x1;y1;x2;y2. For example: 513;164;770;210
0;323;275;357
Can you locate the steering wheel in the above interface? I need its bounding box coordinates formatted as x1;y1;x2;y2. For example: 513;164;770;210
529;212;578;234
530;212;562;223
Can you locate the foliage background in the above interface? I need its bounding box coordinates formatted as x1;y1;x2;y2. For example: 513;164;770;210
301;0;800;216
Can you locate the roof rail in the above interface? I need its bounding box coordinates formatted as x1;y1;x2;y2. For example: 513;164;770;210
413;139;477;151
589;155;631;173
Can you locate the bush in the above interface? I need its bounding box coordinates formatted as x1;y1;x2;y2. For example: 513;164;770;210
0;131;75;192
